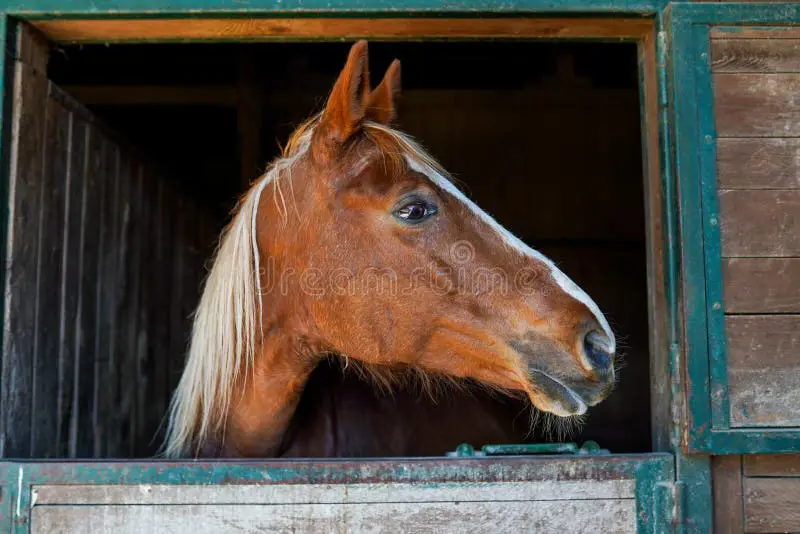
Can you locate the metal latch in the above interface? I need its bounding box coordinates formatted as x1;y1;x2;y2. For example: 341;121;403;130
445;441;609;457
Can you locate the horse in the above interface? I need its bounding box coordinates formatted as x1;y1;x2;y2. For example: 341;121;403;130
163;41;617;458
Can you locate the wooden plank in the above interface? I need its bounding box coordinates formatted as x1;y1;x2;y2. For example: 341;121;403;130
94;140;120;457
74;125;101;458
729;368;800;427
30;18;653;43
32;480;635;505
1;59;47;457
744;478;800;533
723;258;800;313
719;190;800;257
712;456;744;534
717;138;800;189
56;103;87;457
713;73;800;137
713;74;800;139
30;93;70;458
31;500;636;534
712;39;800;73
744;455;800;477
711;28;800;40
726;316;800;427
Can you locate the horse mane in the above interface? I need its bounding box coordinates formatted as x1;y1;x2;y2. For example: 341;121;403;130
162;114;452;458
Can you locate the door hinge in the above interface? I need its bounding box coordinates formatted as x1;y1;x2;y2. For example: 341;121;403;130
655;480;686;533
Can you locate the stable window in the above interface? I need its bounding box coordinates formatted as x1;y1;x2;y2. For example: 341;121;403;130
0;18;674;533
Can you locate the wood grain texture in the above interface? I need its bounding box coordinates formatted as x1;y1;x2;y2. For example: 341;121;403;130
32;480;635;505
723;258;800;313
712;28;800;40
717;138;800;189
713;73;800;137
30;17;653;43
744;455;800;477
719;189;800;257
1;51;48;458
744;478;800;533
712;455;744;534
712;39;800;73
727;315;800;427
30;91;70;458
32;500;637;534
3;55;212;457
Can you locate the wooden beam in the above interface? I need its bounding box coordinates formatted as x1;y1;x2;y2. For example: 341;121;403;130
30;18;653;44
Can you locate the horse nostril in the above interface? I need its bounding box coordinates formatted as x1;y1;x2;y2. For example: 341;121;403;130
584;330;613;370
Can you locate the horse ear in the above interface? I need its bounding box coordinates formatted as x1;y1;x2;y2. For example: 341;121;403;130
365;59;401;125
313;40;371;161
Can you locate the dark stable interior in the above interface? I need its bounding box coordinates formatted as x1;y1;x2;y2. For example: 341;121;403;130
50;41;650;455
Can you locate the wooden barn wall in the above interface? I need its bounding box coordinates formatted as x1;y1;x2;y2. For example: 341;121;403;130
713;454;800;534
710;31;800;429
0;28;214;459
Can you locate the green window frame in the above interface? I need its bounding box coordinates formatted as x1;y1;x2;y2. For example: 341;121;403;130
669;2;800;454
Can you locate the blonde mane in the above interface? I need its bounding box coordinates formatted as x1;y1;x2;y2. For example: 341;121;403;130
163;115;450;458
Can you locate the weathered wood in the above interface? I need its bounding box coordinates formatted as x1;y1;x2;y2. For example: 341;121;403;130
32;480;635;505
719;189;800;257
723;258;800;313
32;500;636;534
727;316;800;427
744;478;800;533
30;17;653;43
56;104;87;457
75;126;101;458
712;455;744;534
31;93;70;458
744;455;800;477
1;54;48;458
717;138;800;189
712;39;800;73
711;28;800;40
713;73;800;137
94;140;120;457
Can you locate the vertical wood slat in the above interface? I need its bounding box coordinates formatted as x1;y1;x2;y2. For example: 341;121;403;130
712;455;744;534
74;126;100;458
30;92;70;458
1;30;48;457
57;107;86;458
2;27;213;458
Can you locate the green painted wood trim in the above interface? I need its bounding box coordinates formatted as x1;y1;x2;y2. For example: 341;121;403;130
670;3;800;26
691;22;730;432
634;455;676;533
0;17;9;476
668;2;800;455
0;0;668;18
667;5;712;452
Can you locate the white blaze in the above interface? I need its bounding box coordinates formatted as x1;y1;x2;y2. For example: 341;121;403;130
406;156;616;355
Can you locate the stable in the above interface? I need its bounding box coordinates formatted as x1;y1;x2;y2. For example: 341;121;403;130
0;3;797;532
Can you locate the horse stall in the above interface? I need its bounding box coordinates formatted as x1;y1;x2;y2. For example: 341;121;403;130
0;2;795;533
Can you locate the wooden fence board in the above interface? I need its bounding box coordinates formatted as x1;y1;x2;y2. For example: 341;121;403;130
719;189;800;257
744;478;800;533
717;138;800;189
723;258;800;313
712;39;800;73
713;73;800;137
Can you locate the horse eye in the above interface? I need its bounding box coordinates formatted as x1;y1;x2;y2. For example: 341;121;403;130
394;200;437;223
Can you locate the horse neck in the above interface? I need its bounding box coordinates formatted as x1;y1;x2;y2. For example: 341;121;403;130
220;328;317;457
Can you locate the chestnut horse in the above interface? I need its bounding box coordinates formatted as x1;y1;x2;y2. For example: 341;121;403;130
164;41;616;458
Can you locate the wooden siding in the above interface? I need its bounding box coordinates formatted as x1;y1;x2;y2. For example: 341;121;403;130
711;34;800;428
29;480;637;533
713;455;800;534
0;28;213;458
